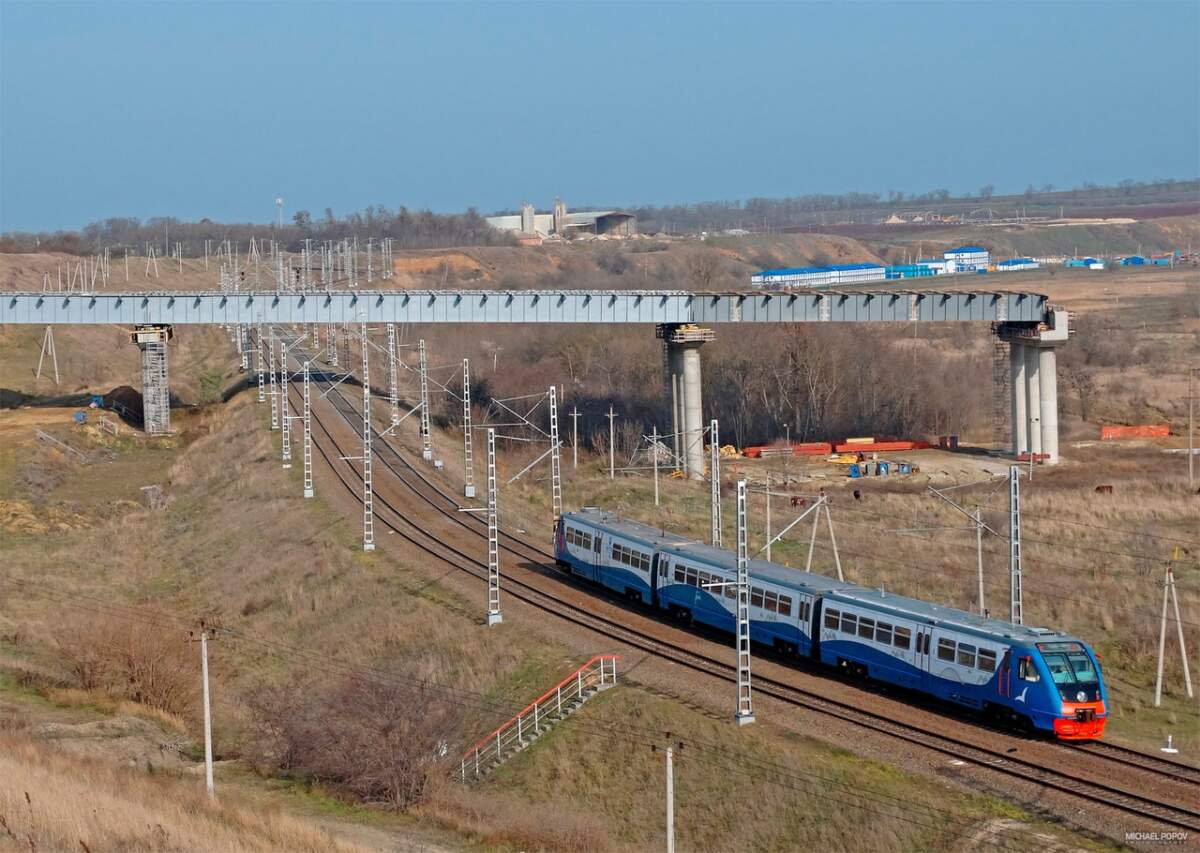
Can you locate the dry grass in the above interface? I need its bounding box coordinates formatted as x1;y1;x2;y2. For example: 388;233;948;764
427;687;1105;853
0;732;368;852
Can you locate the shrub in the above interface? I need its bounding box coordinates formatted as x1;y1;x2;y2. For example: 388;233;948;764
245;668;462;810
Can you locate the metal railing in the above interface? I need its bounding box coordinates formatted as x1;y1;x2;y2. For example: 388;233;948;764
461;654;620;780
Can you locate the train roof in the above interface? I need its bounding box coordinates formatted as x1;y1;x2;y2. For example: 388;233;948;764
566;508;849;596
564;508;692;550
825;586;1079;646
566;508;1087;649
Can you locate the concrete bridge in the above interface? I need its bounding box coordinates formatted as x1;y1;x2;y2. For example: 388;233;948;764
1;287;1065;474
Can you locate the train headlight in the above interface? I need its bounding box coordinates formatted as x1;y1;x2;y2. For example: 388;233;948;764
1076;691;1086;703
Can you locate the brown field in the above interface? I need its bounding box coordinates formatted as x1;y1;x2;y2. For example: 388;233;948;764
0;234;1196;848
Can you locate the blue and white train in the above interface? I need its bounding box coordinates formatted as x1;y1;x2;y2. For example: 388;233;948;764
555;508;1108;740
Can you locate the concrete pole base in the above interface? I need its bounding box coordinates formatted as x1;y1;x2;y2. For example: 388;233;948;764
486;611;503;626
735;712;756;727
304;488;314;498
282;463;292;469
423;450;433;461
465;485;477;499
363;542;375;552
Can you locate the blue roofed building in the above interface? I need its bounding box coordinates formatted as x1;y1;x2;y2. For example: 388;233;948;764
944;245;990;273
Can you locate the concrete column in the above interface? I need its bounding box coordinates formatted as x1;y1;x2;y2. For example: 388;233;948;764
1025;344;1042;457
682;344;705;481
670;347;684;472
132;325;172;435
1010;342;1027;455
1038;346;1059;463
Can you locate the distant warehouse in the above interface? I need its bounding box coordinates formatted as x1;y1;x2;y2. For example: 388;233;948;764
996;257;1039;272
751;262;886;288
486;198;636;239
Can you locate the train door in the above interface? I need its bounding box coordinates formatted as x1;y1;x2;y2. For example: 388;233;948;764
650;554;661;606
592;530;603;581
997;649;1012;699
914;625;933;688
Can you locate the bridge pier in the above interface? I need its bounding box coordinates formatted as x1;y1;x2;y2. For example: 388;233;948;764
999;309;1068;464
131;325;173;434
659;324;714;480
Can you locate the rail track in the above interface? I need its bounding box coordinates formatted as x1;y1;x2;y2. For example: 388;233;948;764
282;346;1200;835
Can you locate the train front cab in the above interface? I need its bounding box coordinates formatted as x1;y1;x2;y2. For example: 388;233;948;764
998;641;1107;740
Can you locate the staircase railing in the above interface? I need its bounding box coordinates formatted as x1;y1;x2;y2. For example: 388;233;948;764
461;654;620;780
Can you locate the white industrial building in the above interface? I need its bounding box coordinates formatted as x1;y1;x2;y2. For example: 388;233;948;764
996;257;1040;272
750;266;837;287
486;198;636;238
944;245;990;272
751;263;885;288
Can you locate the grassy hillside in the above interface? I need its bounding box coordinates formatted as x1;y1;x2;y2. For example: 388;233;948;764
0;392;1113;850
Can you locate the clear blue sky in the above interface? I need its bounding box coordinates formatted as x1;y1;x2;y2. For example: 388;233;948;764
1;1;1197;231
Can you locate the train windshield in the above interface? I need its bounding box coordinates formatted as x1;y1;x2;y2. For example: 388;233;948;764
1040;651;1101;703
1041;652;1097;685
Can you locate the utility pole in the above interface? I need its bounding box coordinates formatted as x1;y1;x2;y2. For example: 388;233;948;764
735;480;755;726
486;428;501;626
764;477;772;562
571;406;580;469
1009;465;1023;625
1154;550;1194;706
256;327;265;403
1185;369;1195;494
657;744;675;853
279;341;291;468
463;359;476;499
419;339;432;461
35;326;59;385
710;420;722;547
549;386;562;519
975;507;985;616
652;426;660;507
187;624;217;799
387;323;399;427
361;322;375;552
606;406;616;479
302;361;313;498
268;330;278;430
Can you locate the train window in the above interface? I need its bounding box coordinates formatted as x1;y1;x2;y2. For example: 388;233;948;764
661;561;669;578
892;627;910;649
686;567;698;586
1018;657;1040;682
875;622;892;645
858;617;874;639
778;595;792;617
978;649;997;672
674;567;685;583
957;644;977;668
724;581;735;599
937;638;956;662
840;612;857;634
763;591;778;613
751;588;764;609
825;608;840;630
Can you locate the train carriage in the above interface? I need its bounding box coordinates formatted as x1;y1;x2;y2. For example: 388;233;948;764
556;509;687;605
555;509;1108;740
818;588;1108;738
654;540;845;656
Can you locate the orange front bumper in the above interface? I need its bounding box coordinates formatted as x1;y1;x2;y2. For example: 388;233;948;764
1053;702;1107;740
